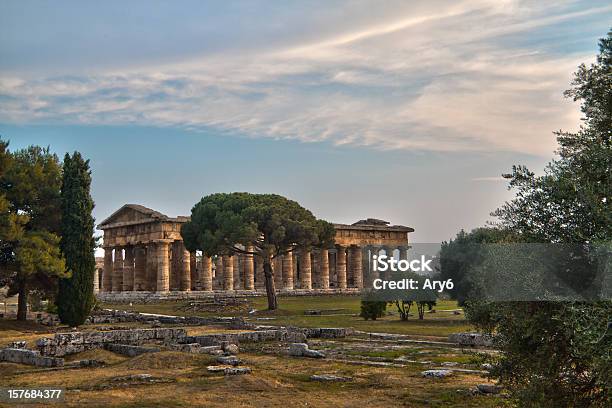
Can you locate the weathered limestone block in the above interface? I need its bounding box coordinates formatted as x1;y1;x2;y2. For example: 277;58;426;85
310;374;353;382
207;365;251;375
288;343;325;358
169;343;202;353
8;341;27;349
0;348;64;367
104;343;160;357
448;332;494;347
217;355;241;366
421;369;453;378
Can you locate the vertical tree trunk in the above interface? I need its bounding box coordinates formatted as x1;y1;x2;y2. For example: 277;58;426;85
17;280;28;321
263;261;278;310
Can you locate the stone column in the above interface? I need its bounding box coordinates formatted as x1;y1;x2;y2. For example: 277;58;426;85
399;246;408;260
156;241;170;292
103;247;113;292
273;256;283;289
146;243;157;291
215;256;223;290
190;253;197;290
234;254;242;290
335;245;347;289
201;255;213;291
312;249;320;288
133;246;146;291
112;247;124;292
244;246;255;290
122;246;134;291
329;251;336;288
293;254;299;288
222;255;234;291
255;257;265;289
319;248;330;289
349;245;363;289
180;245;191;291
299;250;312;290
93;268;100;293
368;247;380;286
282;251;294;290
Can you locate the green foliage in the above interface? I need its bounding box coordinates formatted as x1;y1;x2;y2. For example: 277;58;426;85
465;30;612;407
359;300;386;320
0;140;66;320
181;193;335;309
57;152;96;327
439;228;516;305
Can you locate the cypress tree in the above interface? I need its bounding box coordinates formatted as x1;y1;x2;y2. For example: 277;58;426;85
57;152;96;326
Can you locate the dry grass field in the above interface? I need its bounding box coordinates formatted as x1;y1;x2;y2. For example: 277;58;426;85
0;296;507;407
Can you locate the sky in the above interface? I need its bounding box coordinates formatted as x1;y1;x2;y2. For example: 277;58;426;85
0;1;610;249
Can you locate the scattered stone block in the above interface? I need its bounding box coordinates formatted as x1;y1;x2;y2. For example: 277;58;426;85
104;343;160;357
310;374;353;382
206;365;251;375
222;343;239;355
289;343;325;358
169;343;201;353
421;369;453;378
224;367;251;375
8;341;27;349
477;384;501;394
216;355;241;366
0;348;64;367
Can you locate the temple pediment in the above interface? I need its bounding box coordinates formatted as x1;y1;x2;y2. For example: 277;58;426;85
98;204;169;229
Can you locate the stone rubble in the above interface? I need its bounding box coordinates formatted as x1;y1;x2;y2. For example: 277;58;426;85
288;343;326;358
207;365;251;375
0;348;64;367
103;343;161;357
421;369;453;378
310;374;353;382
216;355;241;366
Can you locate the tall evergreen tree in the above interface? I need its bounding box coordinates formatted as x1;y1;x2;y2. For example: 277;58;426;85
57;152;96;327
0;140;66;320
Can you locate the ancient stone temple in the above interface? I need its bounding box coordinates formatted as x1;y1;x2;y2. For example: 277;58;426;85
98;205;413;296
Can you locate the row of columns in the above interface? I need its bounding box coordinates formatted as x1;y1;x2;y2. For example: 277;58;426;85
101;243;408;293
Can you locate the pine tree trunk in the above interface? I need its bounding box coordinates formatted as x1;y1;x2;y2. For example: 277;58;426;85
17;280;27;321
263;261;278;310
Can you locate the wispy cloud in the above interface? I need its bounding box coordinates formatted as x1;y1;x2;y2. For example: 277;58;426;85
1;0;609;155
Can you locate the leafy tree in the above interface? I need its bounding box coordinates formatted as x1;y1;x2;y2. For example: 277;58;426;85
466;30;612;407
0;141;67;320
57;152;96;327
181;193;335;310
360;300;386;320
439;227;516;305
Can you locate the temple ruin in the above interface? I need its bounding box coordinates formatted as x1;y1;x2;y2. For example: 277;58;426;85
96;204;413;295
